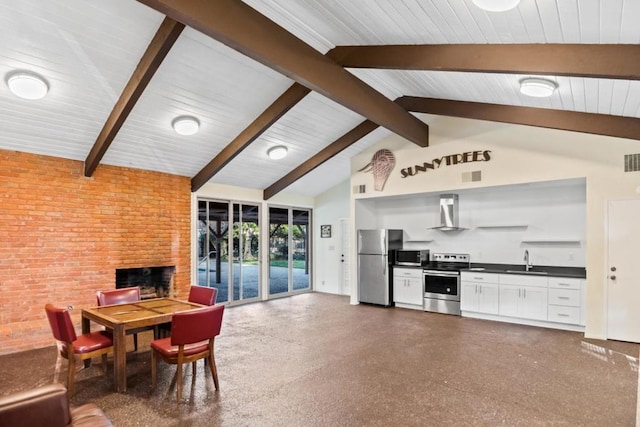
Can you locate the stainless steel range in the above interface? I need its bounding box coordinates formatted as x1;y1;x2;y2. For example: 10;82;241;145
423;253;470;315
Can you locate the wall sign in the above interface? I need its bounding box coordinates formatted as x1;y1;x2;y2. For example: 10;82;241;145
320;225;332;238
400;150;491;178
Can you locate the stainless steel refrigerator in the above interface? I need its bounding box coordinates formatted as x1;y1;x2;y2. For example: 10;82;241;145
357;229;403;306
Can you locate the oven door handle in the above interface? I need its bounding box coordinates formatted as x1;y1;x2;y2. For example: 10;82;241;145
423;270;459;278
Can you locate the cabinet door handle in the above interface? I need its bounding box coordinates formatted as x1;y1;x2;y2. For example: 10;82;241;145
558;313;570;317
474;277;483;280
523;288;526;298
557;283;570;286
518;288;521;298
479;285;482;294
558;296;570;300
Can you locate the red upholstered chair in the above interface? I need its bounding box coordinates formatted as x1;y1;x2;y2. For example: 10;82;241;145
44;304;113;396
151;304;225;401
158;286;218;338
96;287;148;351
96;287;141;306
188;285;218;306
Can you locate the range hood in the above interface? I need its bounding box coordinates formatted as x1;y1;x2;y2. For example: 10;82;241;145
430;194;467;231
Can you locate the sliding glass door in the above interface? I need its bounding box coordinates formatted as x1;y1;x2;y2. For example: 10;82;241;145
268;206;311;296
198;199;260;303
232;203;259;300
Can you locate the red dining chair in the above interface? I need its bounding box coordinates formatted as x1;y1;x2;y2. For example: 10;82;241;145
96;287;149;351
188;285;218;306
44;304;113;396
151;304;225;401
157;286;218;338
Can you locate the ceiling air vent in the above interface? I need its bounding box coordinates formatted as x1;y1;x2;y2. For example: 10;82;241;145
625;154;640;172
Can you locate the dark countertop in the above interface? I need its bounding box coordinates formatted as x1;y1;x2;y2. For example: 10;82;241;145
393;263;586;278
462;263;586;279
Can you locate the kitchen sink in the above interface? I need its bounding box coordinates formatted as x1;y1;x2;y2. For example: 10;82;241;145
505;269;548;275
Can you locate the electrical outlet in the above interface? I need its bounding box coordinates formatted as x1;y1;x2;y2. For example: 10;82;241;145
67;305;73;311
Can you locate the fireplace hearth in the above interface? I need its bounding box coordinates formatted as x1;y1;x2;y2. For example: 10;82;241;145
115;266;175;299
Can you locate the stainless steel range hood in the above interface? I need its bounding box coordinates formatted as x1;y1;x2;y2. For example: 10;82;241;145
430;194;467;231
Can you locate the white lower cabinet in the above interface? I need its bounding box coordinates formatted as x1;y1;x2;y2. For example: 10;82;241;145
547;277;584;325
498;284;548;321
461;273;499;315
393;268;423;309
462;271;585;330
498;274;548;321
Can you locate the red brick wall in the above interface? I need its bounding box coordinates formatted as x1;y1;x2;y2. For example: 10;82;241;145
0;149;191;355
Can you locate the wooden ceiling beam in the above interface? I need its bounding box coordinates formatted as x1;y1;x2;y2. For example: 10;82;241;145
263;120;380;200
84;17;184;177
136;0;429;147
191;83;311;192
397;96;640;141
328;44;640;80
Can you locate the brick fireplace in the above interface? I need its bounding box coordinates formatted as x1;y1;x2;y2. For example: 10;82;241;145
116;266;176;299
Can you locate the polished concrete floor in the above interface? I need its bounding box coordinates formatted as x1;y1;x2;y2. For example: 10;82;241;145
1;293;638;426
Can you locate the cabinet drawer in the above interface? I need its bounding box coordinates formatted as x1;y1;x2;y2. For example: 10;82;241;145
461;272;499;283
499;274;548;287
548;289;580;307
548;305;580;324
548;277;582;290
393;268;422;279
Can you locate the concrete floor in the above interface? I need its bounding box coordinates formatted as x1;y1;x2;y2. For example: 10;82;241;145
1;293;638;426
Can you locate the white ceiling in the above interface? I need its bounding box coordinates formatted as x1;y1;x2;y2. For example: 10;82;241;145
1;0;638;198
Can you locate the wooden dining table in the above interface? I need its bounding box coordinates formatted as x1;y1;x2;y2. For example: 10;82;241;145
81;297;204;392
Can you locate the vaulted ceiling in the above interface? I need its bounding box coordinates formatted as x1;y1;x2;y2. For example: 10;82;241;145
1;0;639;199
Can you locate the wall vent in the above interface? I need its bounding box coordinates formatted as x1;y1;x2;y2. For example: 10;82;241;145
462;171;482;182
625;154;640;172
353;184;366;194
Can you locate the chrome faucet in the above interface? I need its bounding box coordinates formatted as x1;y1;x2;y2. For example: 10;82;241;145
524;249;532;271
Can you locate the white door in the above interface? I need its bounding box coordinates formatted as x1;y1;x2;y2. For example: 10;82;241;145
607;199;640;342
339;218;350;296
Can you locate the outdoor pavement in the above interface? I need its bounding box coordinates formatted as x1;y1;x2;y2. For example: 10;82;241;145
197;263;309;302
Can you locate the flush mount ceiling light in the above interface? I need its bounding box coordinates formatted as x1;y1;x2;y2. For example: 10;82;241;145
6;70;49;100
267;145;288;160
472;0;520;12
172;116;199;136
520;78;558;98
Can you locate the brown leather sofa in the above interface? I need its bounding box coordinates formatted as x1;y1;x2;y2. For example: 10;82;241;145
0;383;113;427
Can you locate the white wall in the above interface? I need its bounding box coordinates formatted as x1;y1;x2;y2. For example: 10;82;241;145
361;178;586;267
313;180;350;294
350;114;640;339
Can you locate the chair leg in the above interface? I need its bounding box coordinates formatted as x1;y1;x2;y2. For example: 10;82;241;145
151;350;157;390
208;351;219;390
101;353;108;373
133;333;138;352
67;355;76;396
176;362;183;401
